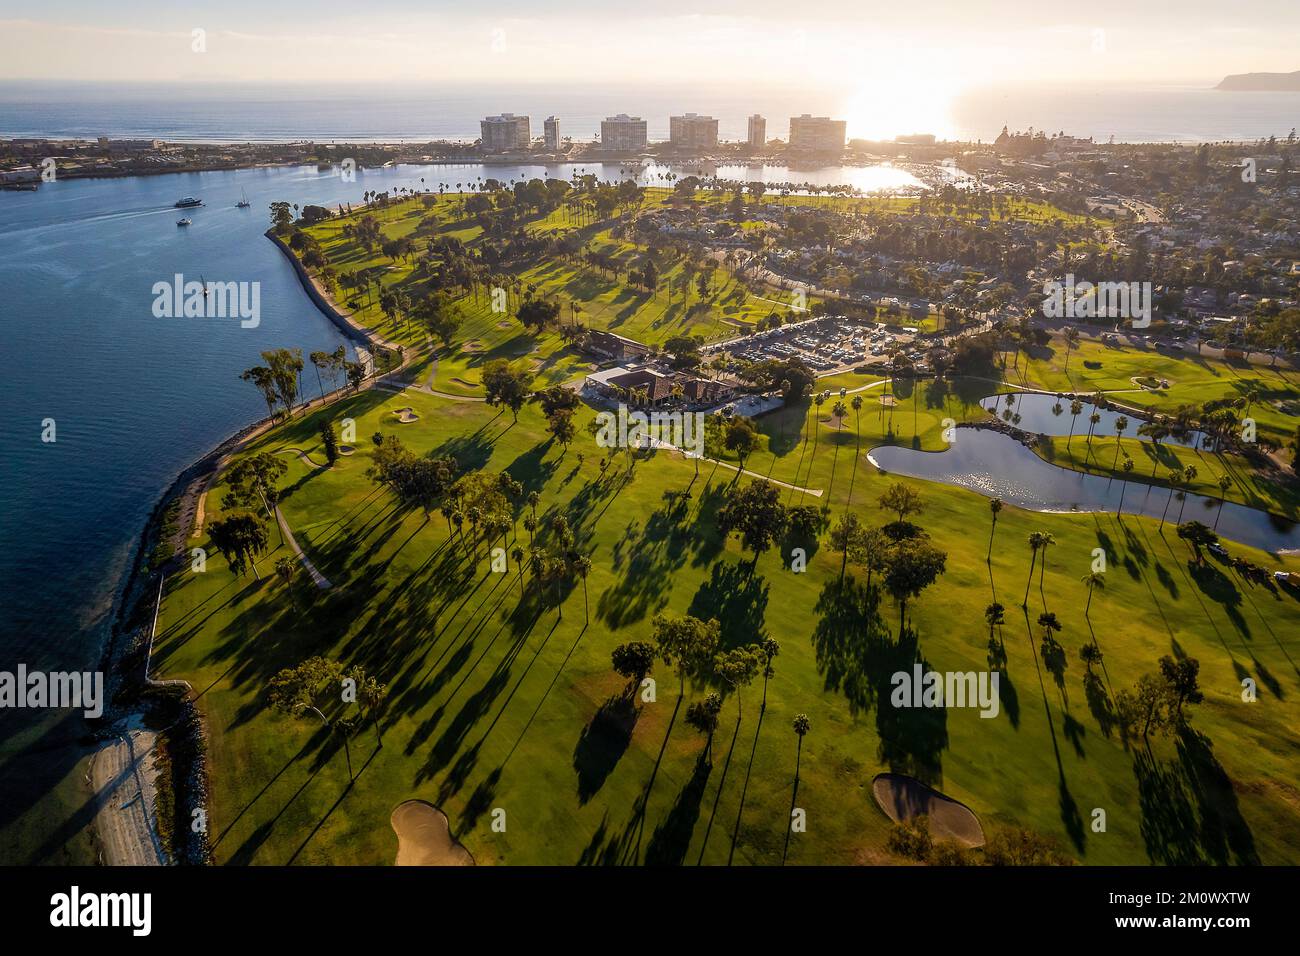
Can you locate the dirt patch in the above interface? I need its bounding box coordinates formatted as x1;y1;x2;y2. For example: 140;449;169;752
390;800;475;866
879;394;899;407
871;772;985;848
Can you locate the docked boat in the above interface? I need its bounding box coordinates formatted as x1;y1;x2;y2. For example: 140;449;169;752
176;217;191;227
174;197;203;208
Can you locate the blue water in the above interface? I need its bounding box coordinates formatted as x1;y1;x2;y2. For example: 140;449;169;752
869;429;1299;554
980;392;1209;449
2;82;1299;144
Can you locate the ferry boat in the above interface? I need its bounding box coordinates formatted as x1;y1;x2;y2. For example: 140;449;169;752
176;217;192;227
174;197;203;208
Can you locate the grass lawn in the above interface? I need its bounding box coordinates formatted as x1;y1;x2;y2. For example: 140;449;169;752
155;376;1300;866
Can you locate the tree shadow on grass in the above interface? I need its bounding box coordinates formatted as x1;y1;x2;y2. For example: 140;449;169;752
688;561;770;650
644;752;712;866
1133;727;1259;864
573;694;639;805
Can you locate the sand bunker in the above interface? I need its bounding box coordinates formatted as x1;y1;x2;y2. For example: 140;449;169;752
390;800;475;866
393;407;420;423
449;378;481;389
871;772;985;848
338;445;356;456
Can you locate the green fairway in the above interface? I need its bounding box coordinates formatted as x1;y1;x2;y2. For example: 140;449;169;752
155;378;1300;866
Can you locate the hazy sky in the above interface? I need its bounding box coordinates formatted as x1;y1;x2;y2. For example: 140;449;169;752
1;1;1296;92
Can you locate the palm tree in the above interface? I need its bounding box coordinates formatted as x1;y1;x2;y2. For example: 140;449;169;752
1037;531;1057;593
1066;399;1083;448
1084;411;1102;464
1111;415;1129;472
1023;531;1045;607
984;602;1005;647
573;554;592;622
792;713;810;768
987;497;1003;561
1081;571;1105;615
1160;468;1183;530
1176;465;1198;524
1214;474;1232;531
1117;458;1135;515
759;637;780;712
512;546;525;593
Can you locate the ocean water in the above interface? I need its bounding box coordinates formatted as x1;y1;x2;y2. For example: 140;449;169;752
1;82;1298;144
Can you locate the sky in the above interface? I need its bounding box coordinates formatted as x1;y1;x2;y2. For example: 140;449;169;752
1;1;1297;140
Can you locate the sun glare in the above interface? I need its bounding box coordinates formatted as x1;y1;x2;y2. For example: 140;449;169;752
841;72;960;142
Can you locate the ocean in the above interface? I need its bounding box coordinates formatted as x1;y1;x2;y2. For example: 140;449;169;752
1;81;1298;144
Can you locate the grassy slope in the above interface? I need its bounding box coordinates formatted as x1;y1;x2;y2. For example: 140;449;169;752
155;381;1300;866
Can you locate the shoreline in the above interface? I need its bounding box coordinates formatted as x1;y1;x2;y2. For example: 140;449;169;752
92;222;417;865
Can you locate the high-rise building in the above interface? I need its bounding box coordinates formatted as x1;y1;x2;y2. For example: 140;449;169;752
480;113;531;152
788;114;847;152
600;114;648;151
747;114;767;148
668;113;719;149
544;116;560;151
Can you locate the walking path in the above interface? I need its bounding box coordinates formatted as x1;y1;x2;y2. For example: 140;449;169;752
275;506;332;589
644;437;824;497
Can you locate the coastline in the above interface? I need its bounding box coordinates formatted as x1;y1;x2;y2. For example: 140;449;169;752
92;220;415;865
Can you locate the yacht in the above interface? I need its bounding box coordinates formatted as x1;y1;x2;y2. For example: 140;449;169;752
174;197;203;208
236;189;251;208
176;217;192;227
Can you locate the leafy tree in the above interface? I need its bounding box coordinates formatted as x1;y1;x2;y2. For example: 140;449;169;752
611;641;656;688
878;482;924;524
652;613;721;697
208;511;268;580
686;693;724;761
268;657;354;778
1176;520;1218;564
882;539;947;631
717;479;787;561
517;297;561;333
481;359;535;421
723;415;761;469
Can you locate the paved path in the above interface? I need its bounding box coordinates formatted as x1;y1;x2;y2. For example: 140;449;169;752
275;506;332;589
645;437;824;497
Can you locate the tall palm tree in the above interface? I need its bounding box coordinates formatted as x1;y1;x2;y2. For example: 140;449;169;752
1067;399;1083;449
1117;458;1135;515
1022;531;1045;607
1160;468;1184;530
1176;465;1198;524
574;555;592;622
987;497;1003;561
1084;411;1102;464
1214;473;1232;530
1081;571;1105;615
1111;415;1129;472
1037;532;1057;593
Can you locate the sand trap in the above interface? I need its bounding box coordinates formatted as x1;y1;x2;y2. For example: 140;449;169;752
461;340;485;353
393;407;420;423
495;320;512;330
871;772;985;848
338;444;356;456
1130;375;1169;390
390;800;475;866
879;394;899;407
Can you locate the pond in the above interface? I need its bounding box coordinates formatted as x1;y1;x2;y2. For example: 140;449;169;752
867;428;1298;554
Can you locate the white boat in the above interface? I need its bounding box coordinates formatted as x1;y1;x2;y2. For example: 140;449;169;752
176;218;191;227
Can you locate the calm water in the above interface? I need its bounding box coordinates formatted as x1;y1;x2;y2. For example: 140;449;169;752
980;392;1208;448
869;429;1299;554
2;82;1299;144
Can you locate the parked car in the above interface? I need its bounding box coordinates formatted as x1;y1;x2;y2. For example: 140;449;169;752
1274;570;1291;583
1208;542;1229;559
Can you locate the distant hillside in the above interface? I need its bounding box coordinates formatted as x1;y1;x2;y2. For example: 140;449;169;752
1216;71;1300;91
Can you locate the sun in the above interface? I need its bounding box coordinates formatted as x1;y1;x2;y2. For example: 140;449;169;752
841;70;961;142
